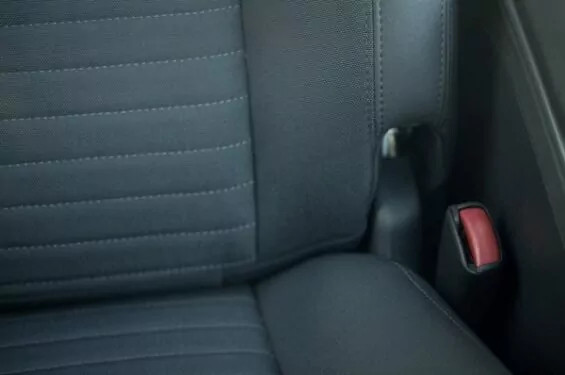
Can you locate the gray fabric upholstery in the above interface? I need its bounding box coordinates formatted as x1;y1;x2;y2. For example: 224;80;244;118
0;0;455;302
0;255;509;374
257;254;510;375
0;287;278;374
242;0;377;261
0;0;256;302
0;0;510;373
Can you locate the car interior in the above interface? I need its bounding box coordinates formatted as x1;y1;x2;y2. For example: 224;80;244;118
1;0;564;374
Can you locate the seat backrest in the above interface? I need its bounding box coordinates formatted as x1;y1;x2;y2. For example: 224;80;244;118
0;0;454;304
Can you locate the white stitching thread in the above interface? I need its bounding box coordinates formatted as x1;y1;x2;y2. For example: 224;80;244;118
0;323;264;350
0;140;249;169
2;181;254;211
437;0;446;124
0;50;243;75
0;296;255;323
2;258;254;287
393;263;483;345
0;223;255;252
364;0;375;135
0;349;273;374
0;95;247;123
1;5;240;29
378;0;385;133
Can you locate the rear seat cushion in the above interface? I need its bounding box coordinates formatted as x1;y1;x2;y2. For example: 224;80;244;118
0;254;509;375
257;254;510;375
0;287;278;375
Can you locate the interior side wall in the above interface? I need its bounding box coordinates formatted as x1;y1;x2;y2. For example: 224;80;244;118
452;1;565;373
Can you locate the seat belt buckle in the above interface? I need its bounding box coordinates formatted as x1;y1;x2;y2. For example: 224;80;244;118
435;203;503;328
459;206;502;269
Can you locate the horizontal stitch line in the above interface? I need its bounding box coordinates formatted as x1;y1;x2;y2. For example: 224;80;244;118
0;140;249;168
0;256;254;288
1;5;240;29
0;95;247;123
0;323;264;350
1;181;254;211
0;50;243;75
0;222;255;252
2;237;363;290
1;349;273;375
0;296;255;323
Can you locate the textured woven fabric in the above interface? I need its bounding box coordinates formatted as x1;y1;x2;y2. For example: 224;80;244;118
0;0;452;303
0;287;278;374
0;0;256;302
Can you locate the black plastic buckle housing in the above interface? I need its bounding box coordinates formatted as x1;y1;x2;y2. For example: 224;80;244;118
434;203;503;328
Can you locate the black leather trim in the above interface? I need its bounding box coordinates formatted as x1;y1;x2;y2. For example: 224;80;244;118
378;0;455;131
257;254;510;375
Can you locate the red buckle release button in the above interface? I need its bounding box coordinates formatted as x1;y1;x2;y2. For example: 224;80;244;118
459;207;501;267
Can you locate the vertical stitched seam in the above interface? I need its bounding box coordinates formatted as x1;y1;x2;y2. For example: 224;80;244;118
378;0;385;134
231;0;260;268
437;0;446;126
252;287;282;374
365;0;378;199
364;0;375;136
394;263;486;349
233;0;258;265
